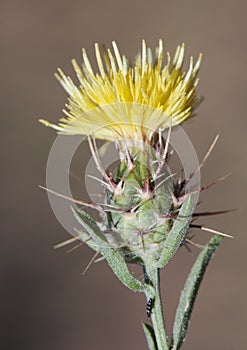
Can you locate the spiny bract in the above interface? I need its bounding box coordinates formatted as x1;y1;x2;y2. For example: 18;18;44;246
75;138;192;267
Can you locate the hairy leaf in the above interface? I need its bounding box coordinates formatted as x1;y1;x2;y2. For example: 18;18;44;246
73;208;153;294
157;197;193;268
170;235;224;350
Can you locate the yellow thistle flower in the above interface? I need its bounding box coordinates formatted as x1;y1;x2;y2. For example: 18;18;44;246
40;40;202;142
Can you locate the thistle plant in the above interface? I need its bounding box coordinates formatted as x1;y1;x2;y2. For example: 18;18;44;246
40;40;230;350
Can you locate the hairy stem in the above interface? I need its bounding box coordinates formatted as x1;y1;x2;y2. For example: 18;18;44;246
145;265;169;350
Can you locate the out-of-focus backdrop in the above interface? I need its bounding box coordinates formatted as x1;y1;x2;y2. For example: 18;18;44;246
1;0;246;349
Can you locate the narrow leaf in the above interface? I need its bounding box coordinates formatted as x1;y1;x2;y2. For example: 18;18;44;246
73;208;153;294
74;228;99;251
170;235;224;350
142;323;157;350
157;197;193;268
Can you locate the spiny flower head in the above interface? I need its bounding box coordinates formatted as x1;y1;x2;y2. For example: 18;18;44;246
40;39;202;142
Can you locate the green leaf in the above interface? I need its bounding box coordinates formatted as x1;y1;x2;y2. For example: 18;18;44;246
142;323;158;350
170;234;224;350
157;197;193;268
73;208;153;294
73;228;99;252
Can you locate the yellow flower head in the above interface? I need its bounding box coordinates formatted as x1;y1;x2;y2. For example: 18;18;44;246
40;40;202;142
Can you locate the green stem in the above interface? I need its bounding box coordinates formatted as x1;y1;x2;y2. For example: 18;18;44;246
145;265;169;350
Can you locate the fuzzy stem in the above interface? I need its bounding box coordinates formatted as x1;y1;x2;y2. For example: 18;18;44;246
145;265;169;350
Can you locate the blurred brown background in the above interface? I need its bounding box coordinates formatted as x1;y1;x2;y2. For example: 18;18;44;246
1;0;246;349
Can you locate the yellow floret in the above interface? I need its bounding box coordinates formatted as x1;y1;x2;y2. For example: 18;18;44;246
40;39;202;141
